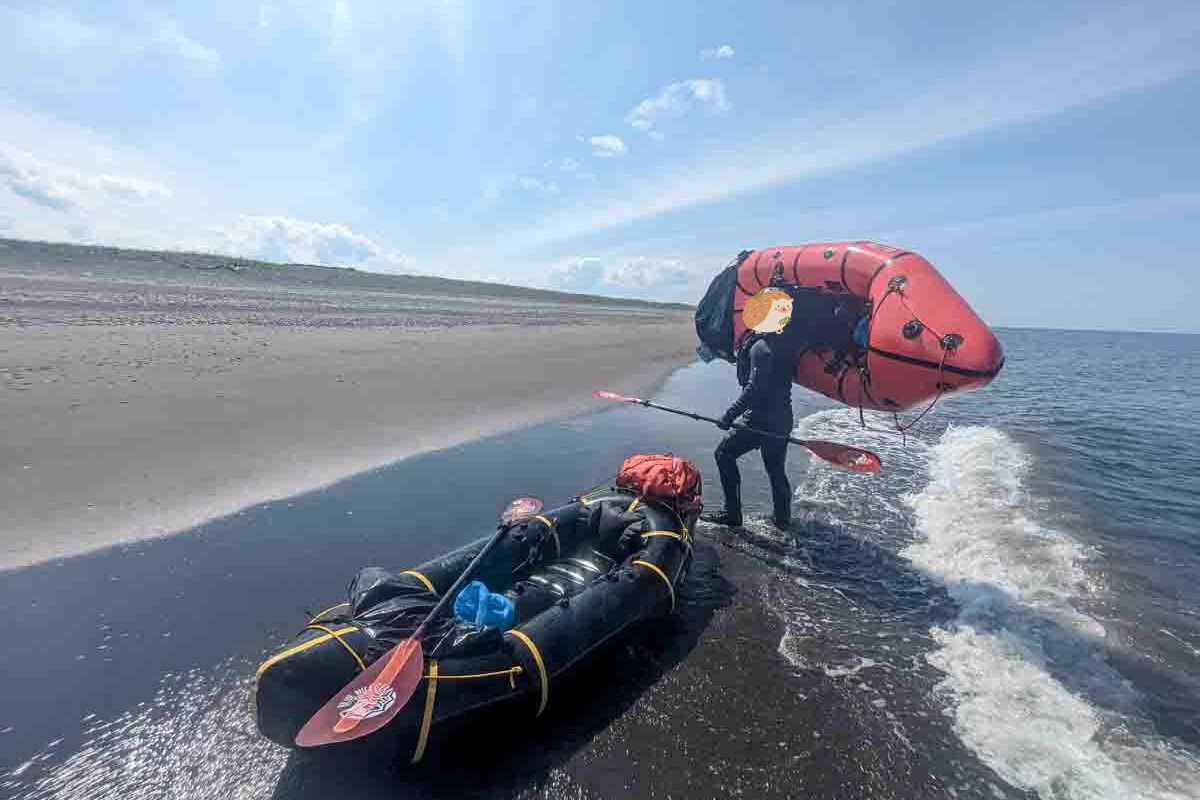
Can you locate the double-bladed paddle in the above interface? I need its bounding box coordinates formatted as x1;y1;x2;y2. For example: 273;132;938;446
294;496;544;747
592;389;882;473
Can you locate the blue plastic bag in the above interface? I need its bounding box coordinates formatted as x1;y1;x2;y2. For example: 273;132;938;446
453;580;516;631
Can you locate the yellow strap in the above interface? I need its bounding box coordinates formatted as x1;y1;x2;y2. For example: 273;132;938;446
641;530;681;540
628;496;641;512
305;623;366;672
640;530;693;555
534;515;560;558
411;660;439;764
255;626;360;678
423;666;523;682
633;559;675;611
402;570;437;595
308;601;349;623
506;629;549;716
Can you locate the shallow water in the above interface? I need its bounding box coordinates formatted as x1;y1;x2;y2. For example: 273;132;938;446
1;328;1197;799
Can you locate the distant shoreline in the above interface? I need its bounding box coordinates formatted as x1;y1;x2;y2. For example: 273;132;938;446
0;237;694;310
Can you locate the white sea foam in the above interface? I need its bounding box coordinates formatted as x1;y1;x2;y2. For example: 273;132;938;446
1;659;287;800
903;425;1200;800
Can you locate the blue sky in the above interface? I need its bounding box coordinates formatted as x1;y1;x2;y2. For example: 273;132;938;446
1;1;1198;332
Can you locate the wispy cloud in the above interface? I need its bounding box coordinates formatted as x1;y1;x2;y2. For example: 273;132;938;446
518;176;560;195
545;158;582;173
2;7;99;50
701;44;735;60
327;0;352;48
626;79;730;134
587;135;627;158
882;192;1200;245
0;143;170;212
156;20;220;65
2;8;221;66
500;4;1200;251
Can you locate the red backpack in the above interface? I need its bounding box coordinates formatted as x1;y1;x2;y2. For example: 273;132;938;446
615;454;703;513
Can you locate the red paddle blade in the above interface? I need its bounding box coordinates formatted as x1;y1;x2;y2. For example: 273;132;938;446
502;496;543;525
294;638;425;747
592;389;638;403
801;440;883;473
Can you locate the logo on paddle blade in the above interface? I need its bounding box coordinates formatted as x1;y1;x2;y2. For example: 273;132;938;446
336;681;397;722
845;452;877;468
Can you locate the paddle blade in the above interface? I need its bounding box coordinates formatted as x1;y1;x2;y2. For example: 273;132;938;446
592;389;638;403
294;638;424;747
502;496;543;525
801;440;883;473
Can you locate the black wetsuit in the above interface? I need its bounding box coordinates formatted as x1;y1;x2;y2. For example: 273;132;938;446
715;332;794;527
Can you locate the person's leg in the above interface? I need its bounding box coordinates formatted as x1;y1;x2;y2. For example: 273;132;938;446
710;428;759;524
760;437;792;529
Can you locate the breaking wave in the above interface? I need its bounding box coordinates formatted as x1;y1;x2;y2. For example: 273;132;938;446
903;425;1200;800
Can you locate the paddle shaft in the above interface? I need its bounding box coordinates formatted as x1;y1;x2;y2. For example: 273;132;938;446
411;524;512;642
330;529;509;734
623;396;815;448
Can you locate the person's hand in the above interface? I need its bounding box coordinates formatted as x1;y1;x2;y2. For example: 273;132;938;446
717;413;735;431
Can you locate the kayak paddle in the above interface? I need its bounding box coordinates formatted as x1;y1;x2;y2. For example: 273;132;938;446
294;495;544;747
592;389;882;473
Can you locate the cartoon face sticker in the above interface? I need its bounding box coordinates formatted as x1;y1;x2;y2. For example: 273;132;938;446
743;288;793;334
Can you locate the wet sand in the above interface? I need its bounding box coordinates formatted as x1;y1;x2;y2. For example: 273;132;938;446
0;394;1019;800
0;239;695;570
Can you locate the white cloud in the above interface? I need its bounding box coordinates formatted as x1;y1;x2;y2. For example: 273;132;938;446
328;0;352;48
588;135;627;158
220;215;384;265
701;44;735;60
0;143;170;212
548;256;603;291
2;10;221;66
545;158;582;173
625;79;730;134
494;4;1200;251
156;21;220;65
3;7;99;50
605;256;693;288
549;255;694;293
518;176;560;195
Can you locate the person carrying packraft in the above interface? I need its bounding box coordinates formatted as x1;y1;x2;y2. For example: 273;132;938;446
700;288;797;531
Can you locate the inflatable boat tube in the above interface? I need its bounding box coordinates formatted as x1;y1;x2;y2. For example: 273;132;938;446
252;490;696;762
700;242;1004;412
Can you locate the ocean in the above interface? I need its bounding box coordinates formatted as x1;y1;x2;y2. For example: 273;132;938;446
0;327;1197;799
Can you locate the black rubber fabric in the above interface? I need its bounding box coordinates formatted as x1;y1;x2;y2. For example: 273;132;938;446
695;258;744;362
252;490;697;759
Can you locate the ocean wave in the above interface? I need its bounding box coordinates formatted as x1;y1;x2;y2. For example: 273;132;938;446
903;425;1200;800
